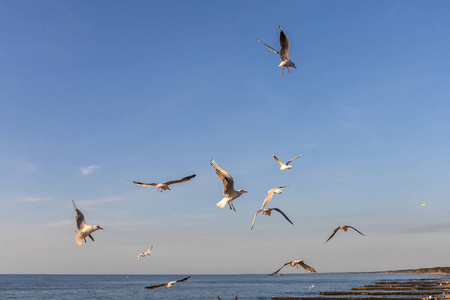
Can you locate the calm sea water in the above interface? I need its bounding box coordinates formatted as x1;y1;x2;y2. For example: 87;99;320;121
0;273;448;300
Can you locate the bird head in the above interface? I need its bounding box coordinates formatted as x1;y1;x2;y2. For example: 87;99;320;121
96;226;104;230
238;189;247;194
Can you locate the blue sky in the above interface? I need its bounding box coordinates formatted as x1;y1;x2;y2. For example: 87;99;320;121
1;0;449;274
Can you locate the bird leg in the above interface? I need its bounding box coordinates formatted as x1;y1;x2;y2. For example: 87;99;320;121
282;67;285;76
287;67;291;74
228;202;233;210
84;236;87;243
231;202;236;212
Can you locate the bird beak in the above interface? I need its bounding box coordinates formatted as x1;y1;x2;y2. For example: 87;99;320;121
99;226;104;230
294;66;297;69
243;191;248;193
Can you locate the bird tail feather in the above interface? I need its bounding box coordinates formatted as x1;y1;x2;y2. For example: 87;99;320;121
216;199;228;208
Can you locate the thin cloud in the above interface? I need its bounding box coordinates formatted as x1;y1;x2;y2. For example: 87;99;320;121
75;196;127;207
79;165;102;176
15;195;48;203
397;223;450;234
40;219;73;228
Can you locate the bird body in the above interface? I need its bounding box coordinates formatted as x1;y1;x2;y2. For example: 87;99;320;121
133;174;196;192
211;159;247;211
138;245;153;261
324;225;368;243
269;259;316;276
251;207;293;230
273;154;302;170
72;200;103;246
145;276;190;290
258;26;297;76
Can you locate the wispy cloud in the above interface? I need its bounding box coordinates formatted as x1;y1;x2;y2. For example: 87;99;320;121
15;195;48;203
40;219;73;228
75;196;127;207
397;223;450;234
79;165;101;176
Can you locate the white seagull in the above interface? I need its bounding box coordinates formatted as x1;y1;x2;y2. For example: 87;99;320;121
273;154;302;170
145;276;190;290
72;200;103;246
138;245;153;261
133;174;196;192
269;259;316;276
251;207;293;230
324;225;368;243
258;26;297;76
211;159;247;211
261;186;287;208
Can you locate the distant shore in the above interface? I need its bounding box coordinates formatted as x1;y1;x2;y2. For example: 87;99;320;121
377;267;450;275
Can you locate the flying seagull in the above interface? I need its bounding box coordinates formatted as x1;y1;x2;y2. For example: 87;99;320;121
273;154;302;170
145;276;190;290
269;259;316;276
261;186;287;208
258;26;297;76
211;159;247;211
138;245;153;261
72;200;103;246
133;174;196;192
324;225;368;243
251;207;293;230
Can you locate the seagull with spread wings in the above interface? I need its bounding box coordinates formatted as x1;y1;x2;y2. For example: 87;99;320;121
261;186;287;208
145;276;190;290
138;245;153;261
269;259;316;276
324;225;368;243
273;154;302;170
133;174;196;192
211;159;247;211
258;26;297;76
251;208;293;230
72;200;103;246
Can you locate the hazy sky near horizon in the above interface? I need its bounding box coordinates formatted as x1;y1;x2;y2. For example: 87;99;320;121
1;1;450;274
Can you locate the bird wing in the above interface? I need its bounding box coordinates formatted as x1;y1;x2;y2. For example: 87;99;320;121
145;283;167;290
272;208;294;225
88;234;94;242
286;154;302;166
211;159;235;195
261;188;276;208
269;262;290;276
324;227;341;243
251;209;263;230
347;226;367;237
257;39;279;54
133;181;158;187
72;200;86;230
175;276;191;283
146;245;153;255
272;154;285;167
279;26;290;61
299;260;316;273
138;253;143;261
164;174;196;186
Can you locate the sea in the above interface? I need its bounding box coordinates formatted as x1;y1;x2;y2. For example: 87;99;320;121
1;273;448;300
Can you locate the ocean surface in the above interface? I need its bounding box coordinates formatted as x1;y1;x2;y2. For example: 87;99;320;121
1;273;448;300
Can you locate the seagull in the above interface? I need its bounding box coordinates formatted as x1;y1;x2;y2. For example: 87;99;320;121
211;159;247;211
309;284;315;290
145;276;190;290
133;174;196;192
269;259;316;276
324;225;368;243
258;26;297;76
261;186;287;208
273;154;302;170
138;245;153;261
251;208;293;230
72;200;103;246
